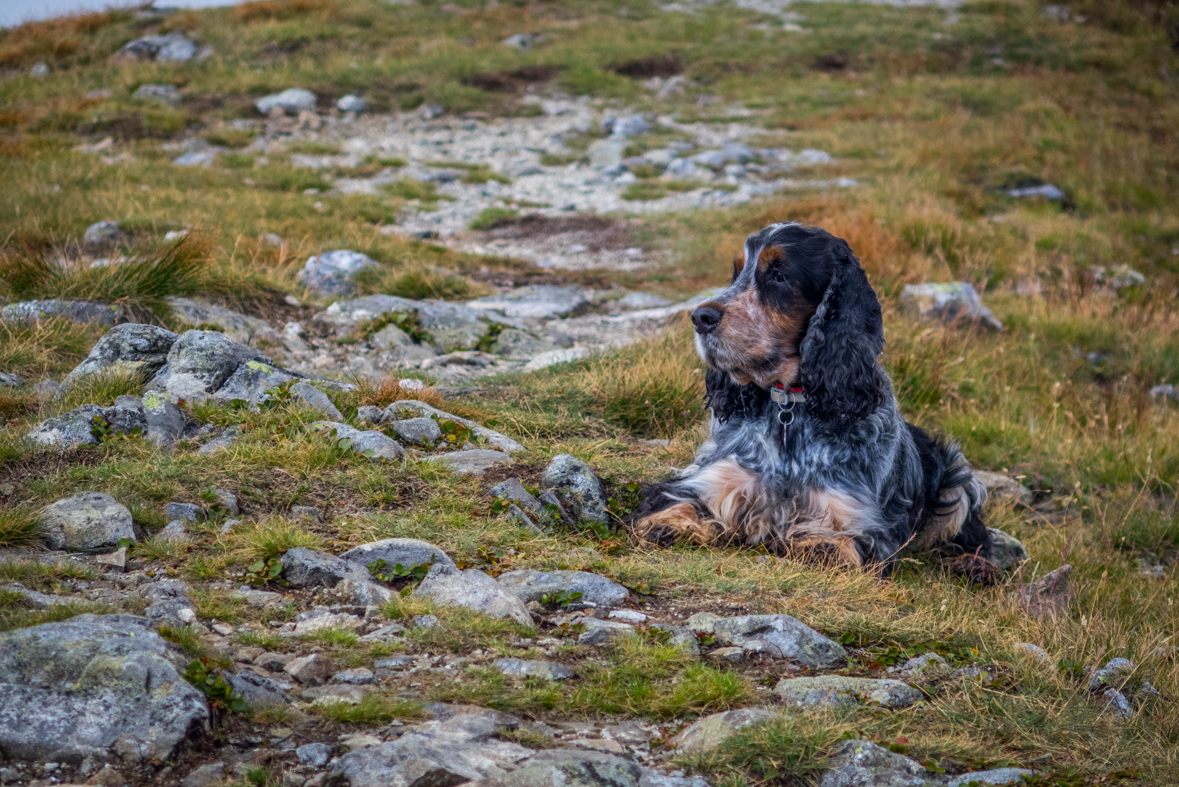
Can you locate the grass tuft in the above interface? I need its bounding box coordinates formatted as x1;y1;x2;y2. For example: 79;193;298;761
310;695;424;725
0;505;43;550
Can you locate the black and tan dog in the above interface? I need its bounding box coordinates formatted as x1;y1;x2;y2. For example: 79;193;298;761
634;222;992;577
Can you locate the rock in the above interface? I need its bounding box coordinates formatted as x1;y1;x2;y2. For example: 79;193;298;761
340;538;455;573
385;400;524;452
281;548;357;588
688;613;846;668
426;449;513;477
315;294;511;352
774;676;922;709
608;610;647;624
0;614;208;762
503;33;540;50
1007;183;1065;200
211;360;297;408
360;622;407;643
61;323;178;390
83;220;121;247
900;283;1002;332
95;547;127;570
888;653;950;682
338;577;394;607
141;390;187;446
1103;687;1133;718
291;505;322;522
290;382;344;420
1013;642;1051;662
140;580;196;627
973;469;1032;506
30;62;49;77
40;492;135;551
285;654;331;686
467;286;590;319
254;652;294;671
603;115;650;137
227;669;295;707
1011;564;1071;619
133;84;180;104
415;564;533;625
311;421;405;462
663;158;698;178
181;763;226;787
333;668;375;685
257;88;318;115
3;584;74;609
199;426;241;454
356;405;386;424
157;521;190;544
26;405;106;450
1088;657;1134;691
166;297;281;347
0;371;21;387
542;454;608;525
147;329;272;403
213;488;239;516
537;491;571;523
672;708;777;754
297;250;379;297
415;614;440;629
945;768;1033;786
387;416;442;446
1;300;119;326
338;94;367;113
615;292;672;311
114;32;199;63
174;150;218;167
165;502;204;523
490;329;558;360
818;740;928;787
1150;384;1178;402
707;646;744;662
988;528;1029;570
587;138;627;169
464;748;698;787
298;742;334;767
33;378;61;400
488;478;543;517
496;570;629;608
578;619;634;646
370;322;413;351
330;714;532;787
494;658;575;681
1093;265;1145;290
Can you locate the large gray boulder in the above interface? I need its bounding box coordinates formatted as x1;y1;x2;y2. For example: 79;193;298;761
0;614;209;763
297;250;378;297
1;300;119;326
340;538;455;573
166;297;281;347
61;323;178;390
773;676;923;709
40;492;135;551
415;564;533;626
212;360;299;408
496;570;629;608
542;454;608;525
687;613;846;668
147;330;272;403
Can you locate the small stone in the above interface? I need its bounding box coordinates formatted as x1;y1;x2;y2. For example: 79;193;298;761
603;115;650;137
337;95;366;113
30;62;49;77
608;609;648;624
291;506;322;523
693;613;847;668
95;546;127;570
502;33;540;50
297;742;333;767
133;84;180;104
254;652;295;671
497;569;630;608
1013;642;1051;662
114;32;199;63
542;454;608;525
487;478;542;516
888;652;950;681
359;623;406;643
180;762;225;787
672;708;777;754
819;740;928;787
494;658;575;681
213;488;239;516
707;647;745;662
199;426;241;455
257;88;317;115
332;668;375;685
280;548;354;588
312;421;404;462
340;538;454;573
900;282;1003;332
83;220;121;247
386;417;442;446
285;653;330;685
1088;657;1134;691
297;250;379;297
40;492;135;551
1011;564;1072;619
413;614;439;629
988;528;1029;570
578;618;634;646
425;449;512;476
774;676;922;709
414;564;533;625
945;768;1034;786
290;382;343;420
1103;687;1133;719
974;469;1033;506
165;502;204;523
158;521;191;544
374;655;414;670
211;622;235;636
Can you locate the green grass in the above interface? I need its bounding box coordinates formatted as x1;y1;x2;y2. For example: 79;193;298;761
0;505;43;549
310;695;425;725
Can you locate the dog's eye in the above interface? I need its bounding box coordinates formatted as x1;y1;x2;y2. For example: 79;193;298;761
772;269;787;283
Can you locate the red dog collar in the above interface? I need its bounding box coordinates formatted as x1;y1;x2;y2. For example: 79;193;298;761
769;383;806;405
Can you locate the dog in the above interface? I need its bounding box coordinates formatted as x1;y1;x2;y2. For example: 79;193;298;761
634;222;992;578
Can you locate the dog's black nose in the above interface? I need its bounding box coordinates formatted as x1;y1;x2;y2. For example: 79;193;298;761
691;305;723;334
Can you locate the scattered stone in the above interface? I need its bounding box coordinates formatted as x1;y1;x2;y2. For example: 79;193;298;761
337;577;394;607
257;88;318;115
280;548;356;588
1093;265;1145;291
818;739;928;787
198;426;241;454
95;546;127;570
488;478;543;517
338;95;367;113
27;404;125;450
945;769;1033;787
0;614;208;762
140;580;196;627
297;250;379;296
30;62;49;77
415;564;533;625
1149;384;1178;402
1;300;119;326
61;323;177;390
333;668;375;685
578;618;635;646
386;400;524;452
607;609;647;624
147;329;275;403
1012;564;1071;619
542;454;608;525
290;382;344;420
988;528;1029;570
387;416;442;446
360;622;407;643
495;658;575;681
291;505;322;523
688;613;847;668
503;33;540;50
3;584;73;609
1013;642;1051;662
157;521;191;544
467;286;590;319
1103;687;1133;719
603;115;650;137
0;371;21;387
165;502;204;523
33;378;61;400
133;84;180;104
426;449;513;476
341;538;455;573
254;652;294;671
297;742;334;767
415;613;440;629
180;762;225;787
312;421;405;462
1088;657;1134;691
1006;183;1065;200
114;32;200;63
316;294;511;352
672;708;777;754
775;676;922;709
888;653;950;682
212;488;239;516
496;570;629;608
974;469;1033;505
615;292;672;311
142;390;187;446
285;653;331;685
524;347;592;371
900;283;1003;332
166;298;281;347
40;492;135;551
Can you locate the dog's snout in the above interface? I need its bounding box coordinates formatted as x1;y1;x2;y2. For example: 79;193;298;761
691;304;723;334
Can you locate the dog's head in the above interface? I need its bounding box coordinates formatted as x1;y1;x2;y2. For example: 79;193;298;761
692;222;887;421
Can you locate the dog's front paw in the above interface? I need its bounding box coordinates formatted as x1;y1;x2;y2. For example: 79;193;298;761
635;503;716;547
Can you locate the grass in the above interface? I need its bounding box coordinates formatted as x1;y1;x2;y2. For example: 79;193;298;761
0;505;43;549
310;695;425;725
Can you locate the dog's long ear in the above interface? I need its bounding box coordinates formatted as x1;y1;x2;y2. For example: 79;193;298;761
798;250;887;421
705;368;766;423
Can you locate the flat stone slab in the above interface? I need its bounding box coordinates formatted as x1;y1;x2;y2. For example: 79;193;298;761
166;297;280;346
774;676;923;709
688;613;846;668
494;658;575;681
426;449;513;476
496;570;629;608
466;286;591;319
415;564;533;625
386;399;524;452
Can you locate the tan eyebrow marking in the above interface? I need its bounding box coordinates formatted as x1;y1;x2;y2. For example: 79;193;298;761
758;245;785;271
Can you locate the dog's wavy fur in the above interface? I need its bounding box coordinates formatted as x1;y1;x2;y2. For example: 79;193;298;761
633;222;992;579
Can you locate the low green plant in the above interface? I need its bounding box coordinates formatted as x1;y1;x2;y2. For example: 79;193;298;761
540;590;584;608
367;557;434;583
182;656;246;713
469;207;520;231
310;695;424;724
